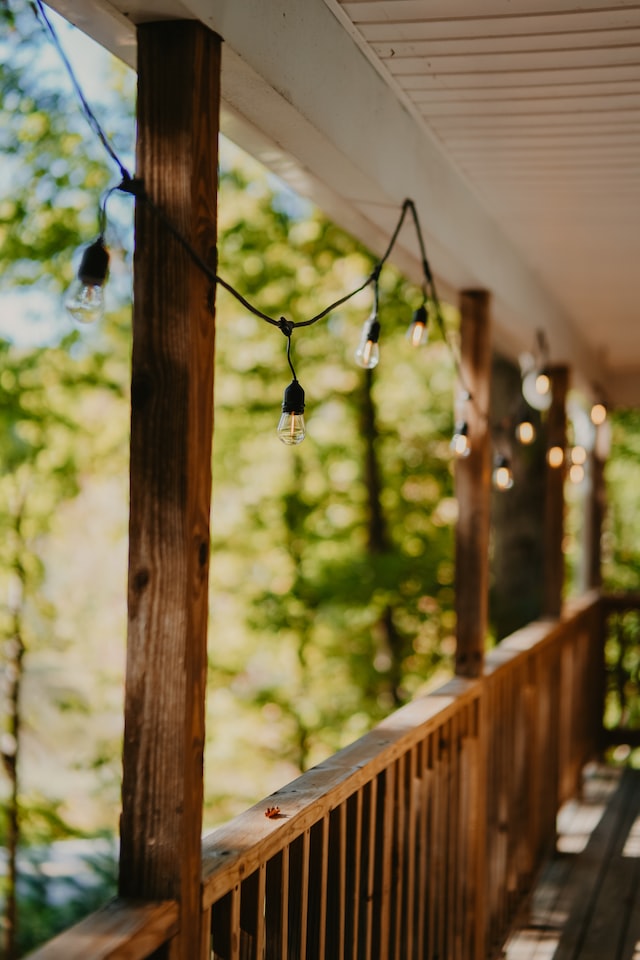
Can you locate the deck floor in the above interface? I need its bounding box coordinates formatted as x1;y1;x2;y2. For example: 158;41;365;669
504;764;640;960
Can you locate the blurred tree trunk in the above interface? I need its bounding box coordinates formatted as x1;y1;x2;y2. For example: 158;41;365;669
490;355;546;639
360;369;403;706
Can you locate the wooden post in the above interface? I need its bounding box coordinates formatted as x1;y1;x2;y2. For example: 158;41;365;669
587;450;606;590
543;365;569;617
119;22;220;960
455;290;492;678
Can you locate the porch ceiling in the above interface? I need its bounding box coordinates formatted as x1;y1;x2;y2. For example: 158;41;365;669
50;0;640;405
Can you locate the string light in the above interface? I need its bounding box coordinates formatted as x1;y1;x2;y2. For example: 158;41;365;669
407;302;429;348
277;381;306;445
64;237;109;324
450;422;471;459
30;0;496;457
515;416;536;446
276;325;305;444
355;278;381;370
547;446;565;469
522;368;551;411
521;330;552;411
493;455;514;491
33;0;607;483
590;402;607;426
569;464;585;484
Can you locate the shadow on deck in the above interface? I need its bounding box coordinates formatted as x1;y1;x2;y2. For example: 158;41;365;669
505;764;640;960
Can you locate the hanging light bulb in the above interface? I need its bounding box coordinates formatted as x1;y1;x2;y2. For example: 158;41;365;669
547;445;565;468
515;415;536;445
569;464;585;484
493;454;514;491
277;379;306;445
522;367;552;411
64;237;110;324
355;280;381;369
355;314;380;370
590;402;607;426
450;421;471;459
406;303;428;348
571;445;587;466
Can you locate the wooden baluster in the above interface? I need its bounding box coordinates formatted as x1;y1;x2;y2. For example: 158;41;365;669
346;791;363;960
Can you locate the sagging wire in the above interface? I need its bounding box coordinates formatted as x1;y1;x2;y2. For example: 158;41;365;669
33;0;498;456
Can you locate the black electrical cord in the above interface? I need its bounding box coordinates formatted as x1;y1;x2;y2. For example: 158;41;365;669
32;0;133;183
31;0;492;435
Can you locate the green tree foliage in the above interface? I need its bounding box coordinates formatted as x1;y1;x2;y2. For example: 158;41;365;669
604;410;640;592
0;2;133;294
2;21;461;956
0;6;133;953
205;148;458;818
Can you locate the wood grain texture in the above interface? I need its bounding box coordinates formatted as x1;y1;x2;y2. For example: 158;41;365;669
504;766;640;960
24;899;178;960
200;597;603;960
455;289;492;678
119;21;221;960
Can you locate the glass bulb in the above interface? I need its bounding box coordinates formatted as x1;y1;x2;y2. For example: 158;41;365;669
493;456;514;491
522;368;552;411
450;423;471;459
278;378;306;445
547;445;565;468
355;318;380;370
571;445;587;465
407;305;428;348
65;237;110;325
65;280;105;324
590;402;607;426
569;464;585;484
535;372;550;395
277;412;306;445
515;419;536;445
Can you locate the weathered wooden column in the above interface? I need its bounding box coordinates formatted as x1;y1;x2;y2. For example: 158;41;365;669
455;290;492;678
119;22;220;959
543;365;569;617
586;442;607;590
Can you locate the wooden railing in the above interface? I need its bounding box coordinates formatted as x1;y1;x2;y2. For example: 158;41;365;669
27;593;604;960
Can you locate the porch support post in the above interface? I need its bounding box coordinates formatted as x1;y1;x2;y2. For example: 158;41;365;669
119;22;220;959
543;365;569;617
586;447;606;590
454;290;492;678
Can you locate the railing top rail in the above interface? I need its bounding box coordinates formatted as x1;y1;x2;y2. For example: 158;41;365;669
24;898;179;960
25;592;605;956
483;592;601;677
602;591;640;611
201;675;479;907
202;591;602;907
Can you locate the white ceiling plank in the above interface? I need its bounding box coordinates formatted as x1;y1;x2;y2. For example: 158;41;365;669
401;64;640;89
410;80;640;102
371;27;640;58
358;9;640;41
340;0;640;22
414;95;640;115
387;46;640;75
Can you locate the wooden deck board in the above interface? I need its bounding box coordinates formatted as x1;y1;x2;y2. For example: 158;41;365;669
504;765;640;960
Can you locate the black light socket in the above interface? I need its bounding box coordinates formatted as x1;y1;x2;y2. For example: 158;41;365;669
282;379;305;414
